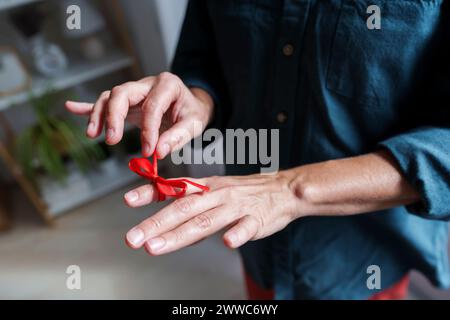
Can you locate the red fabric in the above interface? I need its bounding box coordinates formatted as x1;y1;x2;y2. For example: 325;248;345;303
244;273;409;300
244;272;275;300
128;155;209;201
369;275;409;300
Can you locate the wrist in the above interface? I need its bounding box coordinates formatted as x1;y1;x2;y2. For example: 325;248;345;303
282;166;320;219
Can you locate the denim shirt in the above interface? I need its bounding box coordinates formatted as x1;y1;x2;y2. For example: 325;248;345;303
172;0;450;299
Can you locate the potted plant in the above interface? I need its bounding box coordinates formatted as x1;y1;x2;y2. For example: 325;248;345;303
14;90;104;186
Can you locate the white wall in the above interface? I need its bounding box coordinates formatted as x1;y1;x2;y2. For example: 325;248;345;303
154;0;187;63
120;0;187;74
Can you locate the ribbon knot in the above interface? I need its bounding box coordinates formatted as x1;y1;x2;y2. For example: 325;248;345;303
128;155;209;201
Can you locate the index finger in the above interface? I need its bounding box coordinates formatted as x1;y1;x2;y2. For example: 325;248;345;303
125;181;219;249
105;81;153;145
123;176;209;208
65;101;94;115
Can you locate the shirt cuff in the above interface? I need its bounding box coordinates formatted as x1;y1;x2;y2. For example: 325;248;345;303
378;133;448;219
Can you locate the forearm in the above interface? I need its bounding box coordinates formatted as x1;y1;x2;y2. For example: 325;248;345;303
287;150;421;217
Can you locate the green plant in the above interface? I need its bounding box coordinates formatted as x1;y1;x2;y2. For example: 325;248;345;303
15;90;104;184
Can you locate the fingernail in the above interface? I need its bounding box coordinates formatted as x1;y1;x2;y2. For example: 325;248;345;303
106;128;115;140
126;228;145;247
87;122;95;134
147;237;165;252
125;191;138;203
159;144;170;158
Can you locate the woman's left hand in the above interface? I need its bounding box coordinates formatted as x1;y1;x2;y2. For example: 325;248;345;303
124;172;301;255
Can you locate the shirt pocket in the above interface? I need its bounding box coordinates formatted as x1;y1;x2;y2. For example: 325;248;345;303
326;0;443;106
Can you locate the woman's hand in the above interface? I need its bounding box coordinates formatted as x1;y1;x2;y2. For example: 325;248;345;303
65;72;214;158
124;171;302;254
123;150;422;255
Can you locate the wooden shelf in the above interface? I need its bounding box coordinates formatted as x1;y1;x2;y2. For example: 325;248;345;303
43;157;139;217
0;51;133;111
0;0;142;225
0;0;41;11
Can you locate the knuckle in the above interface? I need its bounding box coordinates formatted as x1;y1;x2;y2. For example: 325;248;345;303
227;186;240;199
204;176;218;189
173;228;185;243
141;217;161;233
244;216;263;241
100;90;110;99
193;214;213;230
220;186;233;199
255;215;265;234
173;197;195;215
173;80;183;97
159;72;182;93
170;133;184;148
238;202;250;218
142;97;158;112
158;72;175;81
111;85;124;96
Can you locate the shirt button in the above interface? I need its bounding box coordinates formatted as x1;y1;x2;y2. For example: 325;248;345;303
276;112;288;124
282;43;294;57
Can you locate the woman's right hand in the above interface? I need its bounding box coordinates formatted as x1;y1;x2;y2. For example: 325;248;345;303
65;72;214;159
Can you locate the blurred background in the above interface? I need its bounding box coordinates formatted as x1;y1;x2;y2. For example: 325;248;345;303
0;0;447;299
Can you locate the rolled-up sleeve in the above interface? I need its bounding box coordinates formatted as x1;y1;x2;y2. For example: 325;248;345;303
171;0;230;129
379;126;450;220
379;14;450;220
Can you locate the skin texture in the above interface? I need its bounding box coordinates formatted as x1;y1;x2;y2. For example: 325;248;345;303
66;72;421;256
66;73;213;158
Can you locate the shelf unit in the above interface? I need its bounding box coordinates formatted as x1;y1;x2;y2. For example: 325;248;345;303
43;158;138;216
0;50;133;110
0;0;142;225
0;0;41;11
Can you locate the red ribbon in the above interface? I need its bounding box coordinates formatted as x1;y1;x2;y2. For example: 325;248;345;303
128;155;209;201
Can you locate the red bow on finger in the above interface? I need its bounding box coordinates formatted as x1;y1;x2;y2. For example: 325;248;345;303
128;155;209;201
